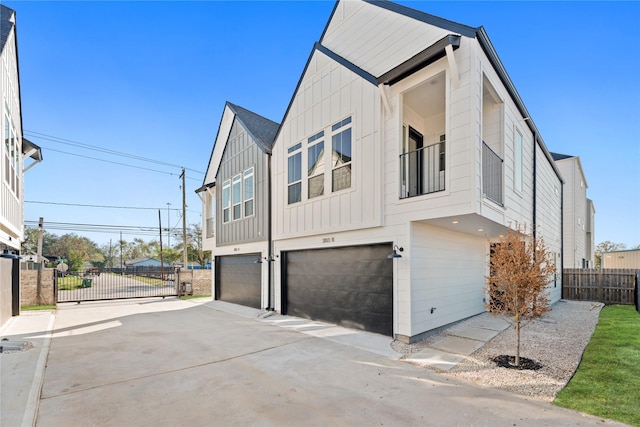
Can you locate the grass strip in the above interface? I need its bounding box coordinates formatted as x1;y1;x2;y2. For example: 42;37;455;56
554;305;640;426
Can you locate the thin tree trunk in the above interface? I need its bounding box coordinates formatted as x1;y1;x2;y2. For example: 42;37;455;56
515;314;520;367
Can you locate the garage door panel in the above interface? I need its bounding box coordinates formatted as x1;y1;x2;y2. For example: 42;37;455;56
285;244;393;336
218;254;261;309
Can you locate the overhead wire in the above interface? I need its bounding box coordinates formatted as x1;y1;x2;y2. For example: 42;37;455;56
25;130;205;175
25;200;201;215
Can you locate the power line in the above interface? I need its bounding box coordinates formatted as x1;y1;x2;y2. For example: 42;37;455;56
25;130;205;175
25;200;201;215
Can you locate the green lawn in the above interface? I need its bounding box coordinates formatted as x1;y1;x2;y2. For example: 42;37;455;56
57;275;84;290
554;305;640;426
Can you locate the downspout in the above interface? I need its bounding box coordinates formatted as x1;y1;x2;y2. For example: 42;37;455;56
560;184;564;296
266;153;274;311
532;132;537;240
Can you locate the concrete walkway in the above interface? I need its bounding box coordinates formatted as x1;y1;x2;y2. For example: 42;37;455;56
406;314;510;371
0;298;628;427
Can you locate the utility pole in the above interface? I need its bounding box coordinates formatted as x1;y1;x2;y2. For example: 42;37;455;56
36;217;44;304
120;231;123;273
158;209;165;281
180;168;188;269
166;202;171;248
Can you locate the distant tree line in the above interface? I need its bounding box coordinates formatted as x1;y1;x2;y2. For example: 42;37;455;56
21;223;211;272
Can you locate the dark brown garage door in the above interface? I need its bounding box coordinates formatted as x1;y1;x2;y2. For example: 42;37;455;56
283;244;393;336
216;254;262;309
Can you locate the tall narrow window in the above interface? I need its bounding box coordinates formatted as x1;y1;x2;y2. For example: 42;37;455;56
232;174;242;220
514;128;523;193
222;180;231;223
243;168;254;217
308;131;324;199
331;117;352;192
288;143;302;204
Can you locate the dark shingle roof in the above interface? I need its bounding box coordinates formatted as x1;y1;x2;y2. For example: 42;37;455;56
550;152;574;161
227;102;279;152
1;5;16;54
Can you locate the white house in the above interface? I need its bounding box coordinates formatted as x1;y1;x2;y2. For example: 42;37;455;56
1;5;42;326
269;0;563;342
197;102;279;309
551;153;595;268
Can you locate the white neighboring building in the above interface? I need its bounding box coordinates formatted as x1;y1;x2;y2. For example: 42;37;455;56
552;153;595;268
267;0;563;342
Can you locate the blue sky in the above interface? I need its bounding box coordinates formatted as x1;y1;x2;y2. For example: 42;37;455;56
6;0;640;249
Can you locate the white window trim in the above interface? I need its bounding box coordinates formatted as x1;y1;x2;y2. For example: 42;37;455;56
243;167;255;218
514;126;523;194
222;179;231;223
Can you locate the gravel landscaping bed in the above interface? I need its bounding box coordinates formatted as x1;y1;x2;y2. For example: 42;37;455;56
392;300;603;402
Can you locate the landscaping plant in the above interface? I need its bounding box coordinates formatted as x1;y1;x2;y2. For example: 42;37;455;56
486;225;556;367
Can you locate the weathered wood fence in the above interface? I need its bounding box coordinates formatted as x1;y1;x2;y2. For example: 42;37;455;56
563;269;639;308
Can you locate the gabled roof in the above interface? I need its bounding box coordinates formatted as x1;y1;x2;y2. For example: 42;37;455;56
551;152;574;161
227;102;279;153
551;152;588;188
0;5;15;54
272;0;562;183
198;102;279;191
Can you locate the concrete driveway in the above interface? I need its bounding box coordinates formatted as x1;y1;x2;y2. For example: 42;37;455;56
2;298;627;426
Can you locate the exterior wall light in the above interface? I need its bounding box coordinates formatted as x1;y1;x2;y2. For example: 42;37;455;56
388;245;404;259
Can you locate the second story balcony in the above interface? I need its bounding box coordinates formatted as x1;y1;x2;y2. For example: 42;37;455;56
399;140;445;199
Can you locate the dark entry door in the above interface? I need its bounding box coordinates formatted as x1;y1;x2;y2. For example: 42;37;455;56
217;254;262;309
283;244;393;336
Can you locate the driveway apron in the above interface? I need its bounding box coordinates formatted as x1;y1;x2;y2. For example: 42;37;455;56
30;298;625;427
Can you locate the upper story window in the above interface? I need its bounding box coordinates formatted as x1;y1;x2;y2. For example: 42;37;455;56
307;131;324;199
222;166;255;222
514;128;523;193
3;108;19;196
243;168;254;217
288;143;302;204
222;180;231;223
331;117;352;192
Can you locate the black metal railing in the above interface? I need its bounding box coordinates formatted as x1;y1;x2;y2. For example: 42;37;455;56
482;141;503;205
399;141;445;199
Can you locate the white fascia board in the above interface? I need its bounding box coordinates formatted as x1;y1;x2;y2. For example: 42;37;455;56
203;105;235;185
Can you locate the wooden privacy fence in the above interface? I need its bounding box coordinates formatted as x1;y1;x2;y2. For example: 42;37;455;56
563;269;639;306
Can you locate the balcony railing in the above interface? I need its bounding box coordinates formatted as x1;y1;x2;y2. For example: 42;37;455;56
206;217;214;239
399;141;445;199
482;141;503;205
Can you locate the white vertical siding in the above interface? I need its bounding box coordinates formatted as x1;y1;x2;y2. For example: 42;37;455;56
0;22;23;250
272;49;383;240
410;222;487;336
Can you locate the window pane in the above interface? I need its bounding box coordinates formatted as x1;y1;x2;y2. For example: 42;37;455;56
288;152;301;183
288;182;301;204
232;176;241;205
244;173;254;202
308;174;324;198
308;141;324;176
332;128;351;166
332;165;351;192
233;204;241;220
223;208;229;223
222;183;231;209
244;200;254;217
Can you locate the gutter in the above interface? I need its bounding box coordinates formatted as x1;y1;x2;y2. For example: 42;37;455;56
266;153;274;311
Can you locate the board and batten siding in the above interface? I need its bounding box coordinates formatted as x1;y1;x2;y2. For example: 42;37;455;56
272;48;383;240
0;21;23;245
216;120;269;246
409;222;487;337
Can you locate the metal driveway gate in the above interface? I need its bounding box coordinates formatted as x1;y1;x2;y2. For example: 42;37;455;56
55;267;179;303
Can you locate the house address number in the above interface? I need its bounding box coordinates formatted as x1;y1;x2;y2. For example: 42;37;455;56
322;237;335;243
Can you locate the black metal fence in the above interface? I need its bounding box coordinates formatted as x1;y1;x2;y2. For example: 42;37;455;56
482;141;503;206
55;266;179;303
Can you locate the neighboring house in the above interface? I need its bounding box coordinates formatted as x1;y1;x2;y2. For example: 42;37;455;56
125;257;171;268
551;153;595;268
602;249;640;269
1;5;42;327
197;102;279;309
200;0;565;343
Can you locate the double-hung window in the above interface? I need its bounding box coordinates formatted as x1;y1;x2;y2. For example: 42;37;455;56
243;168;254;217
307;131;324;199
222;180;231;223
514;128;523;193
288;143;302;204
331;117;352;192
